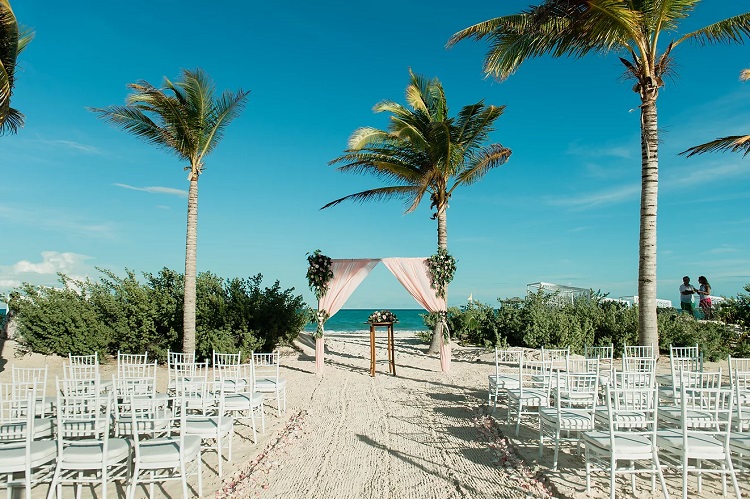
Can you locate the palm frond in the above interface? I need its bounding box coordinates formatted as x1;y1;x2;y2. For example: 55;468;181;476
680;135;750;157
740;68;750;81
452;144;512;188
0;105;22;135
678;13;750;46
321;185;421;211
198;86;250;158
449;1;637;79
88;105;180;155
16;25;32;54
347;127;390;150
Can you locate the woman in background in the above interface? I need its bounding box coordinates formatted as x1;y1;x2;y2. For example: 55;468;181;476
697;276;712;319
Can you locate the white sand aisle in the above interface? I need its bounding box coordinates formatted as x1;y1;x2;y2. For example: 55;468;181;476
220;333;551;499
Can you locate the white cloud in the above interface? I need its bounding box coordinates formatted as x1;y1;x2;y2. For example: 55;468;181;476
0;252;94;293
566;142;632;160
665;160;750;188
547;184;640;210
35;139;100;154
114;183;188;198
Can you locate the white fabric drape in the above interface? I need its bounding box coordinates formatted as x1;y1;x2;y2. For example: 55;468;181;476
381;257;446;313
318;259;380;319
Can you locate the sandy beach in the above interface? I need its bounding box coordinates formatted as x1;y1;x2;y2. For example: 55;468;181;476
1;332;748;498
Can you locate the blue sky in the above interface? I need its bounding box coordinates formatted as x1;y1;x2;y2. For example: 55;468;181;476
2;1;750;310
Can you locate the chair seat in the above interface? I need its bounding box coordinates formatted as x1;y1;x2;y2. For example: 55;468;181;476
659;407;716;428
255;378;286;392
60;438;131;466
729;432;750;452
137;435;201;465
224;393;263;410
657;429;726;456
0;417;55;440
540;409;595;430
185;416;233;437
0;440;57;470
217;379;248;392
507;388;549;405
583;430;654;454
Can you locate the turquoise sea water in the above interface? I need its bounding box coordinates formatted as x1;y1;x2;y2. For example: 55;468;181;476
304;309;429;333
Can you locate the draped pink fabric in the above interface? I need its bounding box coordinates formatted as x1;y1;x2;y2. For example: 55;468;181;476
318;258;380;327
380;258;446;312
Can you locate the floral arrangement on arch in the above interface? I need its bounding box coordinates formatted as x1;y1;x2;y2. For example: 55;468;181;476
368;310;399;324
306;249;334;300
426;248;456;300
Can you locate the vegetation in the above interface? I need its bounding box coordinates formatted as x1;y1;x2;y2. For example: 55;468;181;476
323;69;512;353
448;0;750;353
431;290;747;362
682;68;750;157
0;0;33;134
4;268;307;362
90;69;250;354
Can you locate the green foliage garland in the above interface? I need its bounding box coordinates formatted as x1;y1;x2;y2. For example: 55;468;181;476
426;249;456;300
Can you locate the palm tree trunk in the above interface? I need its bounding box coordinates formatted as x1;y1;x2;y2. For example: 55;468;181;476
637;93;659;354
182;175;199;353
428;208;448;354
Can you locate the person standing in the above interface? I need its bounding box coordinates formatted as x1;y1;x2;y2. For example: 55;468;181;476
696;276;712;319
679;276;696;317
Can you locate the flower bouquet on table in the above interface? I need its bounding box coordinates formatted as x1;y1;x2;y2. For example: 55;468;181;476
368;310;399;324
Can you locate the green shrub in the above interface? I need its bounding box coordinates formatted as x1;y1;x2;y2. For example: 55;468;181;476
4;269;307;360
8;277;110;358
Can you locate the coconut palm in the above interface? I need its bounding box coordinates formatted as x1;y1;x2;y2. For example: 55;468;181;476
0;0;34;135
323;69;512;353
448;1;750;352
682;69;750;157
90;68;249;353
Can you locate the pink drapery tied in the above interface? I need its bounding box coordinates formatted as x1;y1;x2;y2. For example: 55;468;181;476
313;257;450;374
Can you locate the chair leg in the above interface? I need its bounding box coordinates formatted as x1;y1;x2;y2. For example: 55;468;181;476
610;456;616;499
180;458;189;499
585;448;591;494
727;455;741;499
652;450;670;499
553;429;560;472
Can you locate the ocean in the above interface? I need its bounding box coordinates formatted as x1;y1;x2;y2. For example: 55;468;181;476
304;309;429;334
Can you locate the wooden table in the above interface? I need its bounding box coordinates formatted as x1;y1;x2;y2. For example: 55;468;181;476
369;322;396;377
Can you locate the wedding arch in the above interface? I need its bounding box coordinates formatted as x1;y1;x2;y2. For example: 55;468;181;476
312;258;450;373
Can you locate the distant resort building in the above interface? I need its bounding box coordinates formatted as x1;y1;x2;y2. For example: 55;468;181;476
526;281;678;309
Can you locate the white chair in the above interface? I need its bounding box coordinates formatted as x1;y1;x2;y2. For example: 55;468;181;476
585;343;613;386
539;370;598;470
167;352;200;396
11;366;55;417
0;384;57;499
125;392;203;499
729;357;750;432
582;383;668;499
656;382;740;499
660;369;723;429
488;348;522;412
178;376;234;477
507;357;552;436
112;372;170;438
253;351;287;417
65;353;113;393
216;363;264;443
47;377;131;499
661;344;703;403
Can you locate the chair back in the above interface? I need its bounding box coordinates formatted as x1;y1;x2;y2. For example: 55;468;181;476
677;371;733;440
621;356;656;376
253;351;281;384
214;363;250;393
541;347;569;371
213;350;242;367
174;372;213;416
728;356;750;379
556;370;598;411
0;382;38;441
55;376;111;446
605;382;658;435
623;345;654;359
69;353;99;366
567;358;600;375
117;351;149;378
493;348;522;379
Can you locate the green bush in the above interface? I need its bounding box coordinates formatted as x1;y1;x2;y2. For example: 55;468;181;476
426;289;743;361
8;277;110;357
4;268;307;361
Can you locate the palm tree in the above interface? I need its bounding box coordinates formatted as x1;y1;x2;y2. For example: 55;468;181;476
682;69;750;157
91;69;249;353
323;70;512;353
0;0;34;135
448;1;750;352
